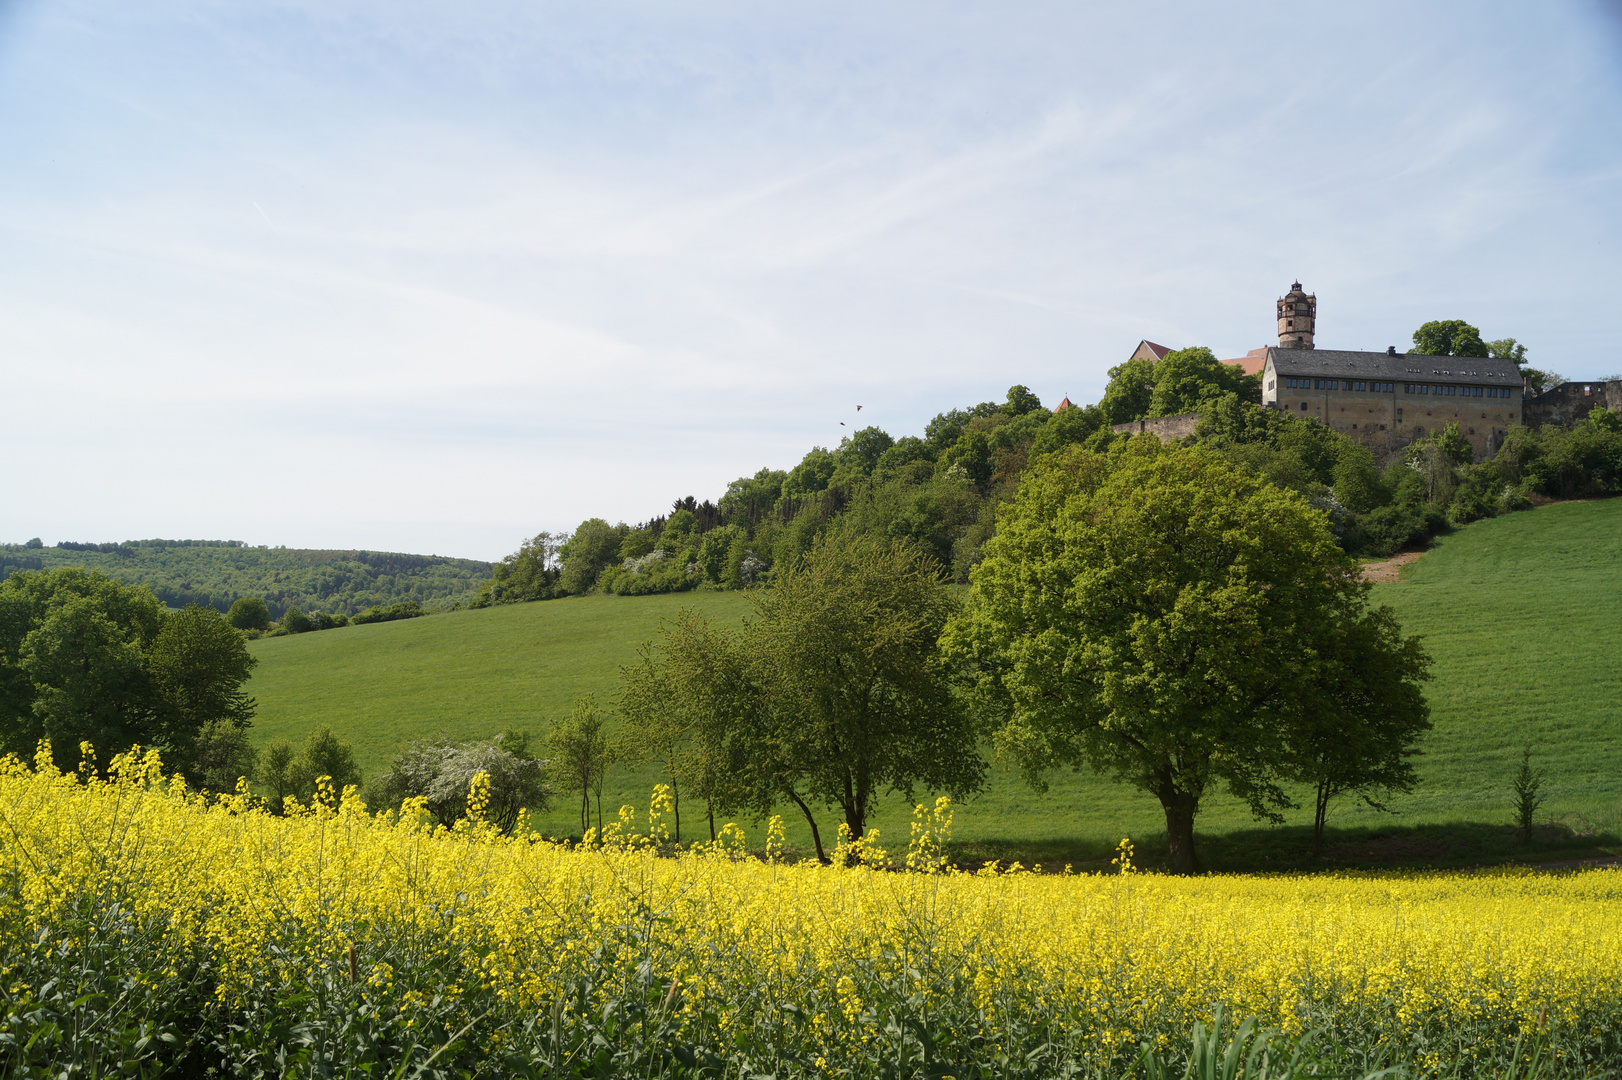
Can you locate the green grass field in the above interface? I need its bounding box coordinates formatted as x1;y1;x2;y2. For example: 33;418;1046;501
246;499;1622;869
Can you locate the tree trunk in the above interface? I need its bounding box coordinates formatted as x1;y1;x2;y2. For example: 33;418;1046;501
786;789;828;864
707;795;716;843
1312;781;1330;859
1156;780;1201;875
671;777;681;844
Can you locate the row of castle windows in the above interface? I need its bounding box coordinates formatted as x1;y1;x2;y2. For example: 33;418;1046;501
1283;378;1395;392
1280;378;1515;399
1405;384;1514;398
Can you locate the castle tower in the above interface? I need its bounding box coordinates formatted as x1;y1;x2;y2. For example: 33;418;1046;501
1276;281;1316;350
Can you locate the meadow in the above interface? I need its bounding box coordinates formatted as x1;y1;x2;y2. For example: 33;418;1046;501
244;498;1622;870
2;750;1617;1078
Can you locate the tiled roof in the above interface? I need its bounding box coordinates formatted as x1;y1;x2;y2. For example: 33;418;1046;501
1052;396;1075;413
1266;348;1522;384
1131;340;1173;361
1220;347;1268;376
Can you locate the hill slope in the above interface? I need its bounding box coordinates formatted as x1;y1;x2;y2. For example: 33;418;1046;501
244;499;1622;863
0;540;492;616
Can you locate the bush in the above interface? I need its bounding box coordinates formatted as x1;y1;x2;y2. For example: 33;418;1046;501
226;595;272;631
373;731;549;833
279;606;313;634
350;600;426;625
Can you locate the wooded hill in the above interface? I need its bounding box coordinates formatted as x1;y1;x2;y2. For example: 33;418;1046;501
479;345;1622;606
0;540;492;618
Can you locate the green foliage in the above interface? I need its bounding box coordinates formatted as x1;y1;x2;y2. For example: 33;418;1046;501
1510;745;1545;844
617;608;755;843
349;600;426;625
834;426;896;480
549;696;614;833
0;539;490;616
558;518;628;594
944;440;1428;874
745;533;984;859
477;531;565;606
146;604;258;781
279;605;313;634
0;570;257;777
1487;337;1528;366
781;446;838;499
226;595;271;631
258;724;362;808
1411;319;1489;357
1147;347;1261;418
1003;384;1043;416
245;500;1622;864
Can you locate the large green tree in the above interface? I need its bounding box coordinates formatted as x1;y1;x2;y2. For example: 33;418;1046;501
0;569;163;770
745;533;984;861
146;604;258;780
942;439;1428;874
1412;320;1488;357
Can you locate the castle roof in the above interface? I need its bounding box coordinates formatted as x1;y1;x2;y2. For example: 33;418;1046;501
1266;348;1522;384
1129;340;1172;362
1220;347;1269;376
1052;396;1075;413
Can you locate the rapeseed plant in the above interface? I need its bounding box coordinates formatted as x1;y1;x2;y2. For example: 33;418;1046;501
0;742;1615;1077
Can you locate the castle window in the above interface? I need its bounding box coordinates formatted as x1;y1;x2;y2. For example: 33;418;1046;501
1446;386;1455;396
1355;381;1367;391
1267;380;1275;391
1300;402;1308;411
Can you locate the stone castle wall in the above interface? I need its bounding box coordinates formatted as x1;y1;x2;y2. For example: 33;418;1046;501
1524;380;1619;428
1110;413;1201;441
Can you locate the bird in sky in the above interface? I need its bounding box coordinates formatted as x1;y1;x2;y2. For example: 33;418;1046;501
857;405;863;411
840;422;846;426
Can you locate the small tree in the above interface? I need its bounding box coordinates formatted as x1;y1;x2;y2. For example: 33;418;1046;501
1511;746;1545;845
259;737;298;808
258;726;362;808
280;606;313;634
550;697;613;834
227;596;272;631
746;533;985;862
190;719;258;795
1286;606;1432;857
618;609;756;843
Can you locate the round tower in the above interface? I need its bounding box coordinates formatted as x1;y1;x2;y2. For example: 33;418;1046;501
1276;281;1316;350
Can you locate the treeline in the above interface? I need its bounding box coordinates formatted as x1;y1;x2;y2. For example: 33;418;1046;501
478;346;1620;605
0;540;493;617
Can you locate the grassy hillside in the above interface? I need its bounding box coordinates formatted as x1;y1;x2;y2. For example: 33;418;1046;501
245;499;1622;868
0;540;492;617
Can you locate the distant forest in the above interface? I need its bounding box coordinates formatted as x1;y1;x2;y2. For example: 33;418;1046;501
0;540;492;617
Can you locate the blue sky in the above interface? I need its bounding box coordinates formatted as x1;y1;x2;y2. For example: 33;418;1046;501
2;0;1619;561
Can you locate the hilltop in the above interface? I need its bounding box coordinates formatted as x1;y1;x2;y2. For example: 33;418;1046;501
0;539;491;618
245;498;1622;869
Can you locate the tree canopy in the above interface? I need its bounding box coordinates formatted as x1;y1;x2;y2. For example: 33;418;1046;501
942;439;1431;873
0;570;259;781
745;534;984;860
1411;320;1489;357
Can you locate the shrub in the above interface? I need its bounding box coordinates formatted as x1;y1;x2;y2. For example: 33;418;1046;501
350;601;425;625
226;595;271;631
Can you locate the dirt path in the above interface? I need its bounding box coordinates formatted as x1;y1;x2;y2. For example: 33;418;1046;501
1360;550;1426;584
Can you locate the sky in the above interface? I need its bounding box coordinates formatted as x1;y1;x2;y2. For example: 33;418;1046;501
2;0;1619;561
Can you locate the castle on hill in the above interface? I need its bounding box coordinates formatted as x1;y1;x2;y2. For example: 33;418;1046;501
1112;282;1617;462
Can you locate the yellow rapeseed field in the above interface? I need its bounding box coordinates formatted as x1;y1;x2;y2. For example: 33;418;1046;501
2;744;1619;1077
